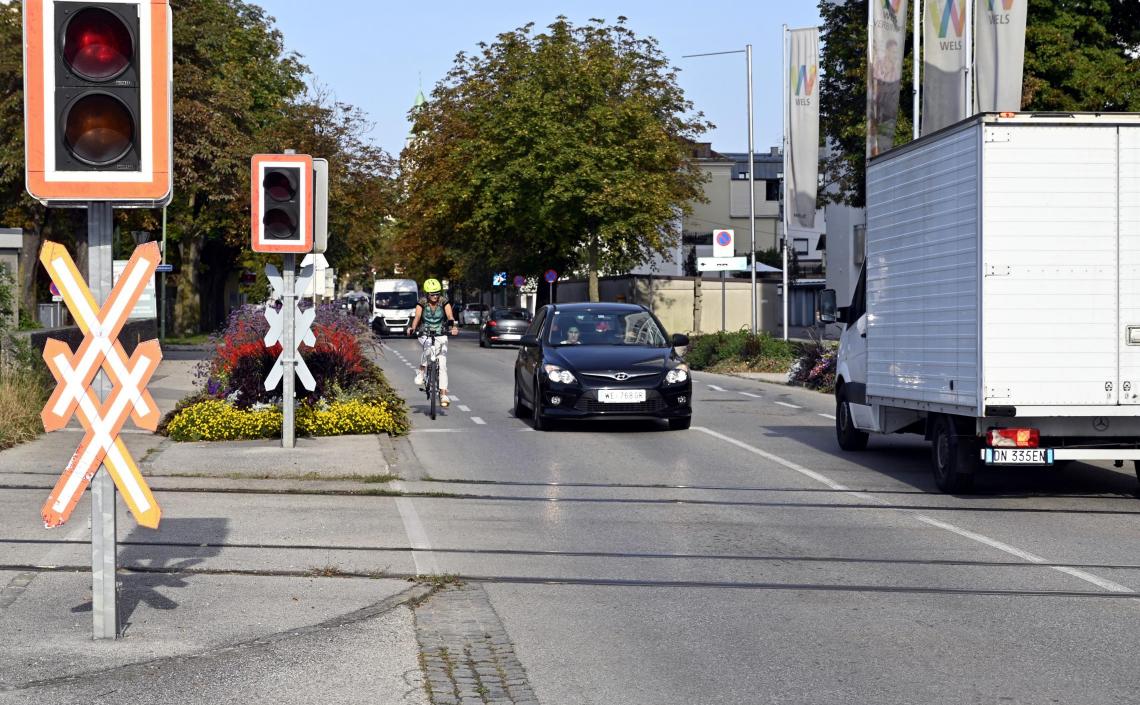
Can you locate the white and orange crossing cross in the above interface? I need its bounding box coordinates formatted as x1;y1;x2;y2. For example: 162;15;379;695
38;241;163;529
262;261;317;392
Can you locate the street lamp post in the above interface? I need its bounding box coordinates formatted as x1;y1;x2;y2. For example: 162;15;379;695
682;45;757;334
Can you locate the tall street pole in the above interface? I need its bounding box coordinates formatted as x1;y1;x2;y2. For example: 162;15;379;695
913;0;921;140
746;44;756;335
682;46;757;334
781;26;790;341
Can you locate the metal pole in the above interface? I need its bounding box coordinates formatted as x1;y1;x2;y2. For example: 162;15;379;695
781;28;790;342
964;0;973;119
159;206;167;341
88;201;117;640
746;43;757;335
282;253;295;449
913;0;921;139
721;270;726;332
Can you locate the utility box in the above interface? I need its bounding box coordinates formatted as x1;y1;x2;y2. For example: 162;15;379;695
0;228;21;328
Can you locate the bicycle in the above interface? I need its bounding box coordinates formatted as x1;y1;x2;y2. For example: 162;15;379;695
418;330;446;420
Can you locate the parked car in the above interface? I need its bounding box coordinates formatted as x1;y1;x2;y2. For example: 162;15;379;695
480;307;530;347
461;303;489;326
513;303;692;430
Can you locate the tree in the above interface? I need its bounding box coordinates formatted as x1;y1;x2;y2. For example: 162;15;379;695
398;17;709;301
819;0;1140;207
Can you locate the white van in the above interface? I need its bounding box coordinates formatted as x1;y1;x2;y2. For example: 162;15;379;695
371;279;419;336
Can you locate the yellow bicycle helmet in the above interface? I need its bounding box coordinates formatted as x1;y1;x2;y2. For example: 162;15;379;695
423;278;442;294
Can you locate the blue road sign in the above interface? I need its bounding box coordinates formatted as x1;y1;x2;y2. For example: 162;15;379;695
155;264;174;273
544;269;558;284
492;272;507;286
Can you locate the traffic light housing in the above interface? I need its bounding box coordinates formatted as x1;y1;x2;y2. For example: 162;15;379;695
251;153;313;254
23;0;173;205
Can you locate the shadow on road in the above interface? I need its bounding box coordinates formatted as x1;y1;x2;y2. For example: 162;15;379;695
69;517;229;633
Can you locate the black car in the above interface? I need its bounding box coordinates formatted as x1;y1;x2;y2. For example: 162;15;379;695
480;307;531;347
513;303;692;430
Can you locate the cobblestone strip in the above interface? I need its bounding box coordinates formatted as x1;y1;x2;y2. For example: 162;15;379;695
413;583;539;705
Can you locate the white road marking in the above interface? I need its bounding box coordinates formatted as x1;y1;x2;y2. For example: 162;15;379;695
471;417;486;425
739;392;762;398
774;401;801;409
449;395;461;401
390;481;440;575
410;428;469;433
458;405;471;412
819;413;837;420
692;426;1135;595
707;385;726;392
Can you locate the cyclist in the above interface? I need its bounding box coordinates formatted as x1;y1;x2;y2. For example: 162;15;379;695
408;279;460;407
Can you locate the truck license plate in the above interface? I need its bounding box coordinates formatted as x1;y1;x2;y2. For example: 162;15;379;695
984;448;1053;465
599;389;646;403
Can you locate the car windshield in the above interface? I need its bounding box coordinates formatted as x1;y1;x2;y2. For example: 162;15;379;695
547;309;669;347
495;309;529;321
375;292;418;309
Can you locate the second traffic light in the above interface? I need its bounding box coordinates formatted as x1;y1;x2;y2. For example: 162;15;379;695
251;154;313;254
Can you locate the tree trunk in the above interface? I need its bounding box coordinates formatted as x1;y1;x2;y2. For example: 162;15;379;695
174;236;202;336
692;275;702;334
19;218;47;323
587;236;599;302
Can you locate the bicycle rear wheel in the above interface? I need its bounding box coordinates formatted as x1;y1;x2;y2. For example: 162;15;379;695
428;361;438;420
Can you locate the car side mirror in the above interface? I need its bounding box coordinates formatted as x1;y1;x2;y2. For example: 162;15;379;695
520;334;539;347
819;289;838;324
671;333;689;348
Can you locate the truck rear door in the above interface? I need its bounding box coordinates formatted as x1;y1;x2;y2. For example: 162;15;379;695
982;124;1119;406
1119;127;1140;404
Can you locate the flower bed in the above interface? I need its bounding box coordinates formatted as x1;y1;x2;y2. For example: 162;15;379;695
684;330;798;374
161;304;408;441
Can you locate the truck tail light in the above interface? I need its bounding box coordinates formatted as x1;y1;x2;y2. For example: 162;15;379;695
987;428;1040;448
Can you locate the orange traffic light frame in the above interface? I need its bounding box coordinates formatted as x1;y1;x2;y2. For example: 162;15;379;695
23;0;173;206
251;153;314;254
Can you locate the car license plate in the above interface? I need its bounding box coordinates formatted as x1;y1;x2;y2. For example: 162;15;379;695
984;448;1053;465
599;389;646;403
499;333;521;340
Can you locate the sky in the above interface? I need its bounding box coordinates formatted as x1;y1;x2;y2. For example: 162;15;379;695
261;1;823;158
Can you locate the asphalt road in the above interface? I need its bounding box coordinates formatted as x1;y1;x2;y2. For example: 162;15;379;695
381;329;1140;705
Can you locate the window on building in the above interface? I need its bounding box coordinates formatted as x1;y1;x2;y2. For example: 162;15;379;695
793;238;810;255
853;224;866;266
765;179;780;201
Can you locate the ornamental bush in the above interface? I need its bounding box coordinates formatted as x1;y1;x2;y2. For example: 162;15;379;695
684;330;797;372
165;398;408;441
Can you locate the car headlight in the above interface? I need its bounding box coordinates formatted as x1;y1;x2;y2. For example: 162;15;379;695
665;365;690;384
544;364;576;384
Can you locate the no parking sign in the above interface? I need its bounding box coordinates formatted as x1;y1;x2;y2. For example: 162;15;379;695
713;229;735;258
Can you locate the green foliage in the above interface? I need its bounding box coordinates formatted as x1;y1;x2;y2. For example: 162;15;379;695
685;330;797;372
398;17;710;288
819;0;1140;207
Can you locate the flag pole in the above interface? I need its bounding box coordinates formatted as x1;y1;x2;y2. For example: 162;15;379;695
913;0;921;139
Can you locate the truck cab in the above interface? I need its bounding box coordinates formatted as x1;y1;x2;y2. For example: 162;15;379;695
371;279;419;337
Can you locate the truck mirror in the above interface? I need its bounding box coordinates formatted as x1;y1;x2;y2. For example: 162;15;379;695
819;289;838;323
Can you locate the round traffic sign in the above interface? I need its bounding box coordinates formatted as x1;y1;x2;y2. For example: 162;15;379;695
513;274;526;287
715;230;732;247
49;282;60;297
544;269;558;284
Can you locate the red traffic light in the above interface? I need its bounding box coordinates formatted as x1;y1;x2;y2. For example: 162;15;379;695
62;7;133;82
263;171;296;202
63;93;134;165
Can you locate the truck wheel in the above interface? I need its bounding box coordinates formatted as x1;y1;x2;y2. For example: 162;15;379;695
931;416;976;494
836;389;869;451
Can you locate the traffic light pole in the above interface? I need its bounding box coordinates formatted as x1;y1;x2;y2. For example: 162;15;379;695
282;253;296;449
88;201;118;640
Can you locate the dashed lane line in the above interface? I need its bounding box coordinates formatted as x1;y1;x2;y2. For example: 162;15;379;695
775;401;801;409
458;405;471;412
707;384;727;392
739;392;762;398
819;413;836;420
692;426;1134;596
471;417;486;425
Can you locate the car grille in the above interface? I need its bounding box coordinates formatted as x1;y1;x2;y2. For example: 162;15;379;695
574;397;667;414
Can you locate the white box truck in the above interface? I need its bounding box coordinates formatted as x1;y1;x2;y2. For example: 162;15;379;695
821;113;1140;492
371;279;419;336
